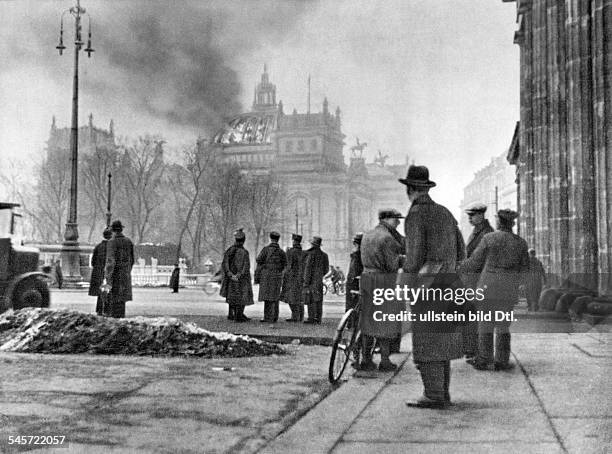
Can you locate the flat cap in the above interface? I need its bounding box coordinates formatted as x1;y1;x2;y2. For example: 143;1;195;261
497;209;519;221
292;233;302;242
465;203;487;215
378;208;404;220
269;231;280;240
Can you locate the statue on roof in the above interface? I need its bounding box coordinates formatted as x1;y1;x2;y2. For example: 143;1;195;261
350;137;367;158
374;150;389;167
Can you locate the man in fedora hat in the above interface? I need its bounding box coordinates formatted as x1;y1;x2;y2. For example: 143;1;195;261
281;233;306;322
302;236;329;324
461;209;529;371
220;228;254;322
255;231;287;323
359;209;406;372
169;263;180;293
90;228;112;315
399;165;466;408
462;203;494;360
103;220;135;318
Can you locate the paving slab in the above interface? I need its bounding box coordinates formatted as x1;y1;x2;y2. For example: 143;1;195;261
331;441;564;454
551;418;612;454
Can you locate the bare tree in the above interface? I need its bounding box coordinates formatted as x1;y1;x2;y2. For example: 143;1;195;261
114;136;166;244
245;172;283;253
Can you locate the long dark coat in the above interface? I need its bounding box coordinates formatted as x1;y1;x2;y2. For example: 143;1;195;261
104;233;135;303
281;245;305;305
360;223;404;338
466;219;494;258
402;194;466;362
255;242;287;301
461;229;529;311
302;246;329;301
220;244;254;307
345;248;363;310
169;268;180;290
89;240;108;296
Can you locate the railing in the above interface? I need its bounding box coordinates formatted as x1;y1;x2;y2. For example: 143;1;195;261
130;265;211;288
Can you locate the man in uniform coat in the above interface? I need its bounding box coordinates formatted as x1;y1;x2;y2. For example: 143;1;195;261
400;165;465;408
525;248;546;312
90;228;112;315
281;234;306;322
169;263;180;293
462;203;494;359
302;236;329;324
461;209;529;371
359;209;405;372
103;220;135;318
345;232;364;326
255;231;287;323
220;229;254;322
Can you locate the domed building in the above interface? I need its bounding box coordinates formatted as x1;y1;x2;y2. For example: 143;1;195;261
211;66;408;266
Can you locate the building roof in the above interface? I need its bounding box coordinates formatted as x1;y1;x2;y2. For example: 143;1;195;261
212;112;279;145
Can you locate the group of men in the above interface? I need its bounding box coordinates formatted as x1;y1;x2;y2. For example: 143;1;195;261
89;220;135;318
219;229;330;325
346;164;541;409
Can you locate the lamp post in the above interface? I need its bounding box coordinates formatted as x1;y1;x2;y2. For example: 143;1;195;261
56;0;94;286
106;172;112;227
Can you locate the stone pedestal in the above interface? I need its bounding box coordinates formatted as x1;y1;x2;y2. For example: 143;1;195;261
60;241;83;288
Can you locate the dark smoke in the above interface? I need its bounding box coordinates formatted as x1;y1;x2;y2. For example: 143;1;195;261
4;0;313;135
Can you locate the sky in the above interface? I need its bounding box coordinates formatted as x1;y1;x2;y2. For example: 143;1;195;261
0;0;520;215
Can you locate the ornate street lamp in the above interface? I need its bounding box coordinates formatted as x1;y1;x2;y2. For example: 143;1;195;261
106;172;112;228
56;0;94;287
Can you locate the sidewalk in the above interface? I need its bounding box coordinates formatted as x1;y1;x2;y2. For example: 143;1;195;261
261;332;611;454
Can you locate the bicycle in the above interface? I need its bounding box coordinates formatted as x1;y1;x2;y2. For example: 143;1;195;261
203;279;221;296
328;285;377;384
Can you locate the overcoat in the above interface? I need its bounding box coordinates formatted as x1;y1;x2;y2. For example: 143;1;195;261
89;240;108;296
104;232;135;302
220;244;254;307
461;228;529;311
255;243;287;301
280;245;305;305
302;246;329;301
465;220;494;258
169;268;180;290
402;194;465;362
345;249;363;310
360;223;404;339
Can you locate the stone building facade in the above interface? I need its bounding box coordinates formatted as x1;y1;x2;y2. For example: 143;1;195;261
460;146;518;238
212;66;407;266
505;0;612;295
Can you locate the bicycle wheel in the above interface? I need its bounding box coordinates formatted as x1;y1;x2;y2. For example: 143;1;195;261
328;308;359;383
323;283;328;296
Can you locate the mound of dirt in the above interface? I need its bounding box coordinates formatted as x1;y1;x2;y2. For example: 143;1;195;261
0;308;285;357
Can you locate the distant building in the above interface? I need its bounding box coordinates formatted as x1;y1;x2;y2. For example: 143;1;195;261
47;114;116;162
506;0;612;295
460;148;517;238
212;66;407;266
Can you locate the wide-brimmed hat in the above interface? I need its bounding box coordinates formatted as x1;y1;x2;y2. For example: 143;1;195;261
378;208;404;220
269;231;280;240
292;233;302;242
110;220;124;232
465;203;487;215
310;236;322;247
398;165;436;188
497;209;519;222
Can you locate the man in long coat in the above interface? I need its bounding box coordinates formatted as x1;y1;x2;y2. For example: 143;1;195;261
220;229;254;322
525;248;546;312
281;234;305;322
345;232;364;326
255;231;287;323
360;209;405;372
104;220;135;318
169;263;180;293
462;203;494;359
90;228;112;315
461;209;529;371
400;165;465;408
302;236;329;324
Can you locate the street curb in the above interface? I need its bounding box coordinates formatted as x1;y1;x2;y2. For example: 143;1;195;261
247;334;333;346
257;353;411;454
